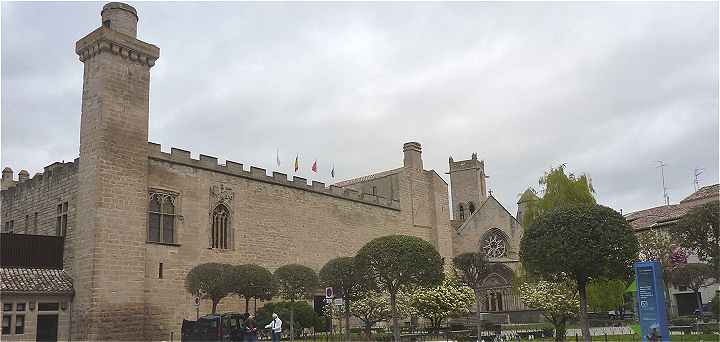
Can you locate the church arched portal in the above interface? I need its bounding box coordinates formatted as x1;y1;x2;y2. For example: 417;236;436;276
480;264;519;312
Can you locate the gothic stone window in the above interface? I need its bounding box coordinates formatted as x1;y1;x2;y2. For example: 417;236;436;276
458;204;465;221
481;230;507;258
56;202;68;237
468;202;476;214
148;191;176;244
211;204;231;249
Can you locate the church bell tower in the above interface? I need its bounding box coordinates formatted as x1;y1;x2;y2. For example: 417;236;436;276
448;153;487;222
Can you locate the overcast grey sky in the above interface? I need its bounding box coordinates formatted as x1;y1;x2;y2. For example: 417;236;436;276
2;1;718;214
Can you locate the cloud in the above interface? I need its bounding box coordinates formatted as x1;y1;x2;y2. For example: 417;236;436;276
2;2;717;215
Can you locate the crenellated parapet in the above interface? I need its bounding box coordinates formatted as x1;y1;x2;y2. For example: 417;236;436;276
448;153;485;174
147;142;400;210
76;26;159;67
0;159;79;198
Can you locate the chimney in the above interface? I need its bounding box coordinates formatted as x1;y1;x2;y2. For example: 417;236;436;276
403;142;423;170
18;170;29;182
2;167;13;190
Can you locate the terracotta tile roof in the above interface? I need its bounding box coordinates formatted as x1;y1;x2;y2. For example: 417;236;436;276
333;167;402;187
680;184;719;203
626;183;719;231
0;268;74;295
625;204;690;231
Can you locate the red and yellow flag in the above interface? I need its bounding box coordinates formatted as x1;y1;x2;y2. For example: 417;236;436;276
312;160;318;173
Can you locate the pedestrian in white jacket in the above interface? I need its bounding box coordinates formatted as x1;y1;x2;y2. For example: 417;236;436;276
265;313;282;342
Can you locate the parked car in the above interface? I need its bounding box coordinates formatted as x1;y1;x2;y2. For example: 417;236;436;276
181;313;246;342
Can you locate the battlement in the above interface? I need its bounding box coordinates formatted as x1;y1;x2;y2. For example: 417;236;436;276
448;153;485;174
1;159;79;196
147;142;401;210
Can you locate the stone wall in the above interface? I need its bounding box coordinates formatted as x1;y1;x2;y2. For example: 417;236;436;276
72;14;160;340
0;161;78;272
140;145;451;340
0;295;73;342
0;161;78;237
451;196;523;269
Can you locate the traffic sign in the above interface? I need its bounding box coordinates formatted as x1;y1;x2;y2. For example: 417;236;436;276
325;287;334;299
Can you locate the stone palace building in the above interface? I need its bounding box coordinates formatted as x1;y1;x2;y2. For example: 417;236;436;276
0;3;532;340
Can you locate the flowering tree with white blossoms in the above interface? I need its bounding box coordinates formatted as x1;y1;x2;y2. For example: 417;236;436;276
349;290;414;338
518;280;579;342
407;275;475;330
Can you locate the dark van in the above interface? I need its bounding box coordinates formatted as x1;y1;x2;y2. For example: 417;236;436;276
181;313;246;342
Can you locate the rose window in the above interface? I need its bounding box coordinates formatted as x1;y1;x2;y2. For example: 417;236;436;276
482;233;507;258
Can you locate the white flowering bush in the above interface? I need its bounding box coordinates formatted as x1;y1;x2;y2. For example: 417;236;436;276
406;275;475;329
349;290;414;337
518;280;579;342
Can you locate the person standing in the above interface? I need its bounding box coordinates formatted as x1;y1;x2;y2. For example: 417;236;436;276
245;314;258;342
264;313;282;342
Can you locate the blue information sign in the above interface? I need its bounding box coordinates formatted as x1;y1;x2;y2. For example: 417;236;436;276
634;261;670;341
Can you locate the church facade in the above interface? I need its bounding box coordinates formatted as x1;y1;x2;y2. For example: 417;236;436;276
0;3;535;341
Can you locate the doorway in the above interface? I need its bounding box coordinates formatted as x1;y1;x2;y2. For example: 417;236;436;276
36;314;58;342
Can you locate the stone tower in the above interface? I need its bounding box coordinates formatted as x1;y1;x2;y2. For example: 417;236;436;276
516;188;538;227
73;2;159;340
448;153;487;221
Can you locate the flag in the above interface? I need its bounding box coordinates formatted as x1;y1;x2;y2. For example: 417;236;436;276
331;164;335;178
276;148;280;167
312;160;318;173
294;154;299;172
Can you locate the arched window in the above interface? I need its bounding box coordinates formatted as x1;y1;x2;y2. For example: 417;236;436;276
458;204;465;221
148;192;176;244
468;202;476;214
211;204;231;249
481;230;507;258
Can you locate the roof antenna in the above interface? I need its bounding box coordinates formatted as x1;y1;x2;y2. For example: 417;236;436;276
657;161;670;206
693;168;704;192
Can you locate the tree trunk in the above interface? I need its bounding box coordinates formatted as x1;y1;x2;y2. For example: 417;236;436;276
345;302;351;342
390;291;400;342
474;289;483;342
578;281;591;342
663;278;675;318
553;317;567;342
212;299;218;314
245;297;250;314
431;318;441;331
290;304;295;342
364;321;372;339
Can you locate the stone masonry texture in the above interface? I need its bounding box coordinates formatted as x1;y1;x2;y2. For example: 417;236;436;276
0;2;528;340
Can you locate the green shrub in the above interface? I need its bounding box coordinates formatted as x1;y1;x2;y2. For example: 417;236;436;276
256;301;325;335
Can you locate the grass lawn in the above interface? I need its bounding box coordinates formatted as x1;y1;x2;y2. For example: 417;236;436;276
534;334;719;342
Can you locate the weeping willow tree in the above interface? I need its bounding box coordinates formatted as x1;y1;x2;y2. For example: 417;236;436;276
515;164;598;341
521;164;596;227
